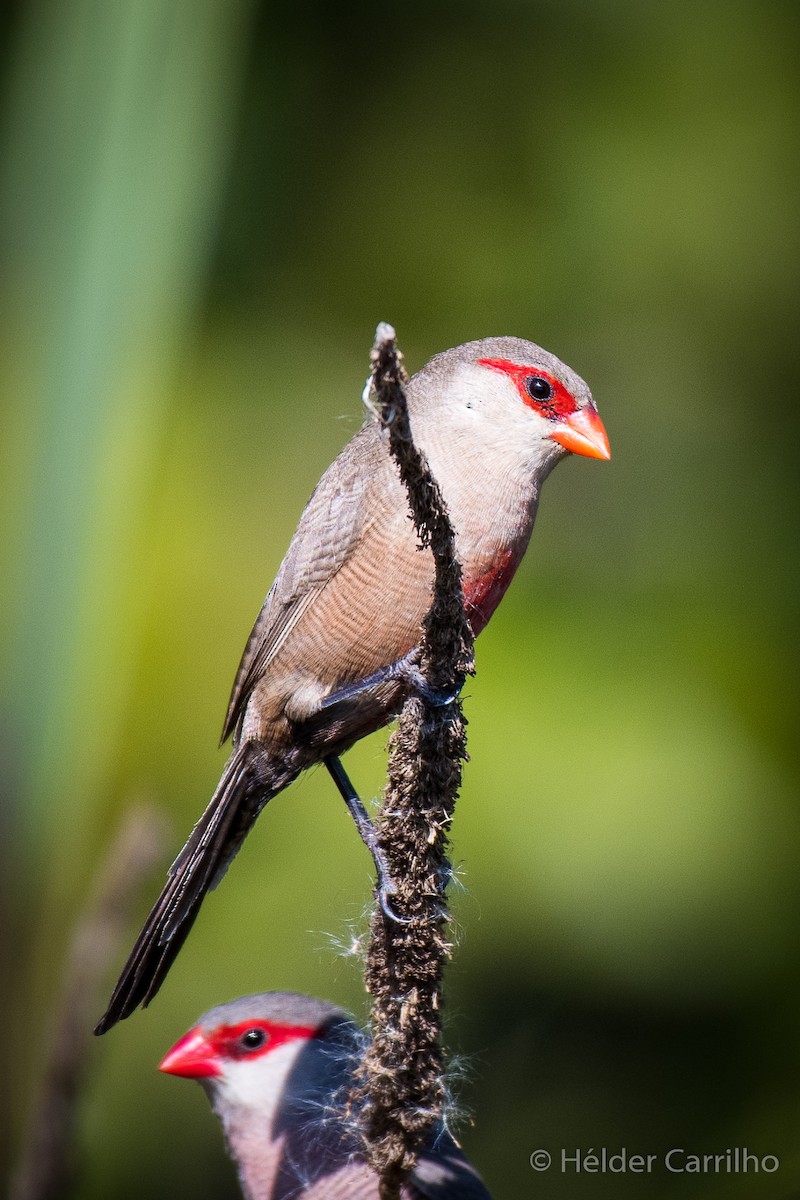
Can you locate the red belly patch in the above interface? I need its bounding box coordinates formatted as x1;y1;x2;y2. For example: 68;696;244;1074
463;547;521;635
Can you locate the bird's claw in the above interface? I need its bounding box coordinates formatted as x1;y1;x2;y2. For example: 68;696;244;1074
393;654;464;708
378;880;412;925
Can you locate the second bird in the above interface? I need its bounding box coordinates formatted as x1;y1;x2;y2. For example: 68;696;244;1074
96;336;610;1033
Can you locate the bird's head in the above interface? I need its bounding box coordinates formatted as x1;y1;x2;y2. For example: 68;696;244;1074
409;336;610;476
159;992;354;1123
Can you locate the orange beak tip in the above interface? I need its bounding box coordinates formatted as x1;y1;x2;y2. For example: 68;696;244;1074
551;405;611;461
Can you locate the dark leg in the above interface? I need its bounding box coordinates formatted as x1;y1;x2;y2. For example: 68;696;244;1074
318;650;462;713
324;756;408;923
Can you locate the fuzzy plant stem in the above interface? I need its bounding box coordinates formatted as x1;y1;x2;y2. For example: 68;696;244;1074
352;323;475;1199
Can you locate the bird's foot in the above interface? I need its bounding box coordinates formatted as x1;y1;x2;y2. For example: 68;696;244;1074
376;877;411;925
391;651;464;708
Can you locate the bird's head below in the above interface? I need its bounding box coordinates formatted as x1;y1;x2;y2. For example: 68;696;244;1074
415;337;611;466
159;991;352;1115
159;1017;320;1080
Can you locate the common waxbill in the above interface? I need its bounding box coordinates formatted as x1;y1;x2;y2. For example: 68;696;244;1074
96;338;610;1033
159;990;493;1199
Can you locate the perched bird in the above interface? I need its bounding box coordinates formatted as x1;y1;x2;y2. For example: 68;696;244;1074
159;990;493;1199
96;337;610;1033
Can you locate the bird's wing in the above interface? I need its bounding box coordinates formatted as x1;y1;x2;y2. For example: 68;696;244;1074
222;420;407;743
298;1150;492;1200
408;1132;494;1199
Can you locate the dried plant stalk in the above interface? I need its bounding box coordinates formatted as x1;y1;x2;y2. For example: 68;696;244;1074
353;324;474;1198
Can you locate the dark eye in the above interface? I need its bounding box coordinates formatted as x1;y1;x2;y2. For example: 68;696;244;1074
526;376;553;403
240;1027;267;1051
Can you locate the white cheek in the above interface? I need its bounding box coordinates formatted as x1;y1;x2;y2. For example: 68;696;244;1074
468;388;559;472
215;1040;307;1118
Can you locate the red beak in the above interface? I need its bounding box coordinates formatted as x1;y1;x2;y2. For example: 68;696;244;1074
159;1026;222;1079
550;404;611;460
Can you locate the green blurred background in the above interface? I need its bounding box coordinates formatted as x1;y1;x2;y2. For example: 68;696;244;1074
2;0;799;1196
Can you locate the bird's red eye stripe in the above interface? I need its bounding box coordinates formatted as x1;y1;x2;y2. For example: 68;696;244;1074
477;357;578;420
212;1019;320;1061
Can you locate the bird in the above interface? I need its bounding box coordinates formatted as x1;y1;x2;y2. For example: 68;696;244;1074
95;337;610;1034
158;990;494;1199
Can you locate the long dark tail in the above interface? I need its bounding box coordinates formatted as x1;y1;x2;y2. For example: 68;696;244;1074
95;742;299;1034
